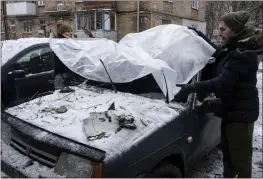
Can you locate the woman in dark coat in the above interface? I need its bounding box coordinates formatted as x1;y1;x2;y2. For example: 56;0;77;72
54;23;85;90
175;11;263;178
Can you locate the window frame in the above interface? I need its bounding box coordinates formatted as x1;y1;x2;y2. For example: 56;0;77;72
75;10;117;32
14;46;54;75
37;0;45;6
103;10;117;31
23;21;33;33
1;21;4;33
191;0;199;10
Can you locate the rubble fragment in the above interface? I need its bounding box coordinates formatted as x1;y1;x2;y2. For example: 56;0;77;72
41;106;67;114
87;132;108;141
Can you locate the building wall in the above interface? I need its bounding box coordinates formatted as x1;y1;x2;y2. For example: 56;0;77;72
182;18;206;34
117;13;137;41
3;1;207;41
117;1;137;12
117;1;206;41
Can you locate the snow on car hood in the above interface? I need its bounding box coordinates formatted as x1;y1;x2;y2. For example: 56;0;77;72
5;86;184;161
1;38;49;66
49;24;215;101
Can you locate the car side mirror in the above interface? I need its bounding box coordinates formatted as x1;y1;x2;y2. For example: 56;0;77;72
8;70;26;79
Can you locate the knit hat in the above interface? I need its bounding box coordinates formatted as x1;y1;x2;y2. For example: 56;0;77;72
57;23;72;36
220;11;251;33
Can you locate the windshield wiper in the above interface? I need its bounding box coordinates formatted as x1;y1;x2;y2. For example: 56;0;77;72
162;70;169;104
99;59;117;93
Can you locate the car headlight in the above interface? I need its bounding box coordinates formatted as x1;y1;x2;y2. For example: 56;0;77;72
54;152;103;178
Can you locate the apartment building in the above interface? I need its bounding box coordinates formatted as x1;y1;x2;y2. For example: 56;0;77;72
117;1;206;41
1;1;5;40
1;1;206;42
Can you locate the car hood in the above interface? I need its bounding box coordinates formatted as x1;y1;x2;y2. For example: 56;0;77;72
5;85;185;161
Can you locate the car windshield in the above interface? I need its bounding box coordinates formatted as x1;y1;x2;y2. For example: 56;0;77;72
84;74;165;99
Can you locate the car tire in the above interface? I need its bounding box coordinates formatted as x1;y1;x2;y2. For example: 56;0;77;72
149;162;183;178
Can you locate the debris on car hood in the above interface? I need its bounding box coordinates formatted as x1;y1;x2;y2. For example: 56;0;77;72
83;110;137;141
41;106;68;114
5;86;184;161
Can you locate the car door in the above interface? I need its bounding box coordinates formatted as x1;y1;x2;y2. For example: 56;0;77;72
1;45;55;108
186;70;222;165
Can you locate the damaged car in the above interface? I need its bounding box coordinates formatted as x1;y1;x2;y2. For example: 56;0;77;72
1;24;222;178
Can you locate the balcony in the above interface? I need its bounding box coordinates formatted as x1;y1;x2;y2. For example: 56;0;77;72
6;2;36;16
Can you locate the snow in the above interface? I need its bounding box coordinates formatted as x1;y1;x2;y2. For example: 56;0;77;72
5;85;184;162
191;65;263;177
1;38;49;66
259;62;262;70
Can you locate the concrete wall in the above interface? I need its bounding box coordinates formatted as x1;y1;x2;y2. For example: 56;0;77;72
151;12;181;27
117;1;137;12
117;13;137;41
182;18;206;34
75;30;117;41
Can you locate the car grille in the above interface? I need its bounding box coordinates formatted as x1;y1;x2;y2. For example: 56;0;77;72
10;133;59;167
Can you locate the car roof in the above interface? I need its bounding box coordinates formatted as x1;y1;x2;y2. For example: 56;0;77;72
1;38;50;67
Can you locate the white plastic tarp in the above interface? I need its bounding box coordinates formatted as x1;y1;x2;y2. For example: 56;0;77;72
49;24;215;101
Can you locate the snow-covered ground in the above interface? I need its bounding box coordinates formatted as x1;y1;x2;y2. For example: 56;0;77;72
191;62;263;178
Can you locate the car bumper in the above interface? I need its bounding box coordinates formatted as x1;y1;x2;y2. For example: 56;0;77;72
1;141;64;178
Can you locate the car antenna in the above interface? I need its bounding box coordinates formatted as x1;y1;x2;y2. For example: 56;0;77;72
99;59;117;93
162;70;169;104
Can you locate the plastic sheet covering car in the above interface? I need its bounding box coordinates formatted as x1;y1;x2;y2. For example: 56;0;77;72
49;24;215;101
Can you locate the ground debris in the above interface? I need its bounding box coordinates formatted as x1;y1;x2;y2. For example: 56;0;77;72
87;132;108;141
59;86;75;93
105;111;112;122
108;102;115;110
41;106;67;114
140;119;147;126
115;114;137;133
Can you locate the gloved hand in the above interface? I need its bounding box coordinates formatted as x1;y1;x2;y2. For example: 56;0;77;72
174;84;196;102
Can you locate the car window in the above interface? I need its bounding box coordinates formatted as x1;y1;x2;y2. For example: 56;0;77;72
14;47;54;75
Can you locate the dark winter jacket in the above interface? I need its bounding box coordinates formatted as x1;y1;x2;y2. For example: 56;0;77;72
194;29;263;123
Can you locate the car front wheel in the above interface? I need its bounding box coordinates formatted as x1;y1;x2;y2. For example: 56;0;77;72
148;162;183;178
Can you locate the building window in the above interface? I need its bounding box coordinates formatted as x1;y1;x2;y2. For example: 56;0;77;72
162;19;172;25
10;20;16;33
76;10;116;31
104;11;116;31
1;22;4;33
76;13;88;31
38;1;44;6
191;0;199;10
39;20;45;30
24;21;32;33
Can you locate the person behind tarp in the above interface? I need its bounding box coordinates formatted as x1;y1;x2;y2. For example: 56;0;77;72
54;23;85;91
175;11;263;178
